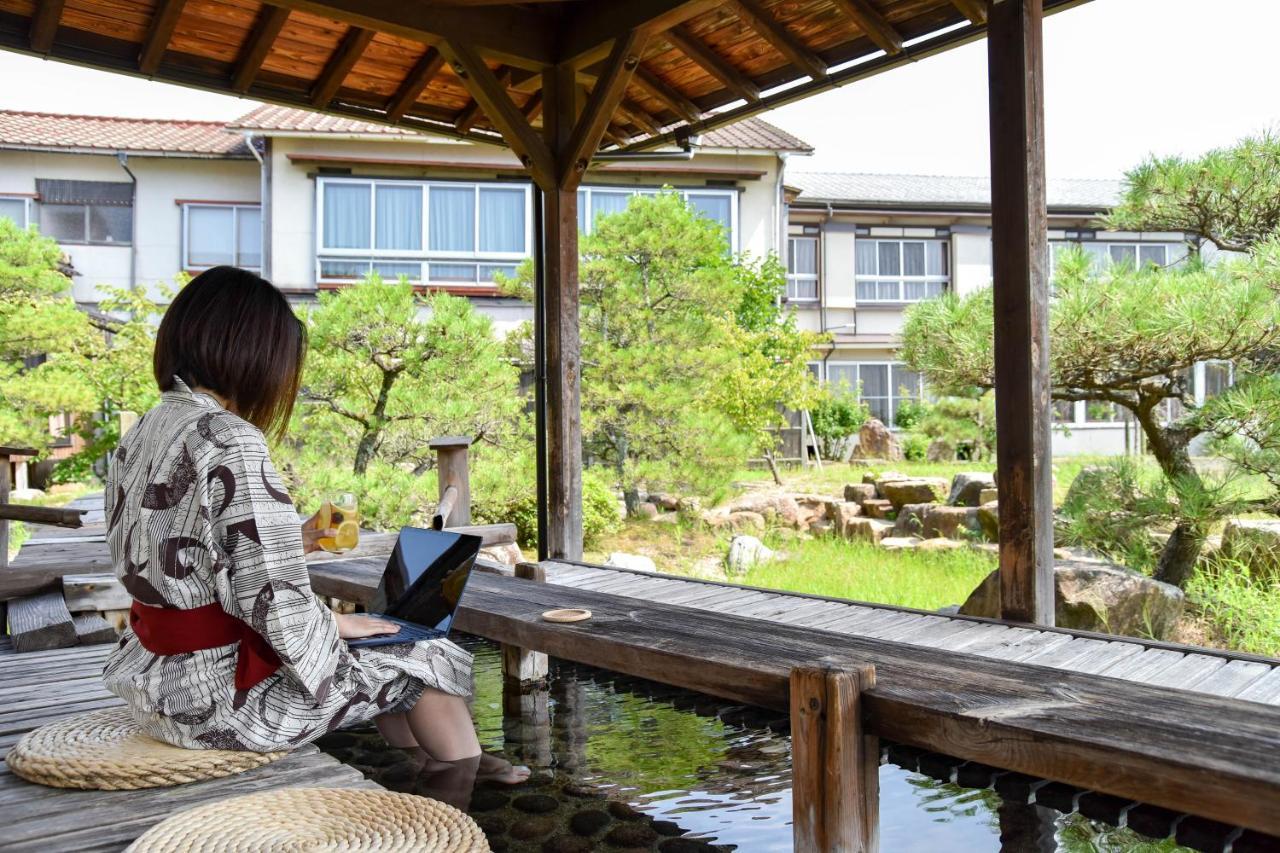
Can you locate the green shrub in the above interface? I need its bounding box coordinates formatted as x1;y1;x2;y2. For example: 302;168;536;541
810;393;868;441
478;465;621;549
916;393;996;461
1188;557;1280;657
1055;458;1173;573
281;450;437;531
893;397;928;431
899;432;930;461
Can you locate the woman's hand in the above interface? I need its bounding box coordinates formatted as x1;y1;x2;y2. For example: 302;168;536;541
335;613;401;640
300;510;336;554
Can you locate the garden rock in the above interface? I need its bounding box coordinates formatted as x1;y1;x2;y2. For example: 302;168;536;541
880;478;949;510
892;504;932;537
727;510;766;532
606;552;657;573
959;559;1185;639
923;505;983;540
725;493;802;528
809;518;834;536
676;496;702;516
862;499;896;520
1221;518;1280;579
847;518;895;544
926;439;956;463
653;493;681;511
480;543;524;568
915;538;967;552
853;418;903;461
977;501;999;541
826;501;863;536
978;487;998;505
633;502;659;520
871;472;909;496
948;472;996;507
1062;465;1113;508
881;536;921;551
843;483;877;504
726;535;774;575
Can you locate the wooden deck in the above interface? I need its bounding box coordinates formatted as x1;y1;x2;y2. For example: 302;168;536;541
0;640;379;852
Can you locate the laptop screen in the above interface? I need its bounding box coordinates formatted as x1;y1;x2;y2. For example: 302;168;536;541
377;527;481;631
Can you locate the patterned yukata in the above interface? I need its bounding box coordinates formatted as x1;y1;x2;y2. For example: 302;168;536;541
102;378;473;752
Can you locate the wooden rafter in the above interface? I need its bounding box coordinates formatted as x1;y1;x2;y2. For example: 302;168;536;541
455;65;513;133
829;0;903;55
950;0;989;25
386;47;445;122
310;26;374;107
266;0;556;69
618;100;660;136
232;4;289;94
560;30;649;175
138;0;187;75
521;91;543;122
560;0;720;67
729;0;827;80
632;65;701;123
442;38;554;187
664;25;760;103
28;0;65;54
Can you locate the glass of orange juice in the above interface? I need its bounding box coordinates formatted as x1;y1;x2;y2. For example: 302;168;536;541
317;492;360;554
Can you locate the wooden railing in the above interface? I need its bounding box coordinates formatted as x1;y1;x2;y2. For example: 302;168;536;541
0;446;85;570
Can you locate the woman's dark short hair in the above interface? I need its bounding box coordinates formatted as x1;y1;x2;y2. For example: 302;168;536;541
154;266;305;440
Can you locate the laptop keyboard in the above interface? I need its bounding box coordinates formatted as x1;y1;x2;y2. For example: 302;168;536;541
365;614;443;644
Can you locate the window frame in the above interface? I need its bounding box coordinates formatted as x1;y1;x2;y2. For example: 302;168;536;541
1049;239;1177;277
181;202;262;272
853;238;949;304
823;360;924;427
0;194;33;229
576;185;740;253
38;201;134;246
786;235;820;302
315;176;533;287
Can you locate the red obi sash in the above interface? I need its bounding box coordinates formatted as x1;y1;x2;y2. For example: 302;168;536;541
129;602;282;691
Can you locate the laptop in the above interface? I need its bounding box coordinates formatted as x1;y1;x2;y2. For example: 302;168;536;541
346;526;483;649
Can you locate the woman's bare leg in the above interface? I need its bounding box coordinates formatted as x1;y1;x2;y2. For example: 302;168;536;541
404;688;482;761
375;712;417;749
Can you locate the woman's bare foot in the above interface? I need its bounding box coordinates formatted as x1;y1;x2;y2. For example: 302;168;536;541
476;752;531;785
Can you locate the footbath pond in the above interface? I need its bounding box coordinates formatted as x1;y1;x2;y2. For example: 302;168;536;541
316;636;1192;852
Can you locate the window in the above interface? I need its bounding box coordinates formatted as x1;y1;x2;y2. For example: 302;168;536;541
825;362;923;425
0;196;31;228
576;186;738;250
786;237;818;301
183;204;261;271
1051;240;1176;277
34;179;133;245
317;178;530;286
855;239;948;303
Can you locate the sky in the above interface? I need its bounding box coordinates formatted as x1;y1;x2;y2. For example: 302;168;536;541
0;0;1276;180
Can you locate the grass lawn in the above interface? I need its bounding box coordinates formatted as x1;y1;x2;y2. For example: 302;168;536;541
739;536;996;611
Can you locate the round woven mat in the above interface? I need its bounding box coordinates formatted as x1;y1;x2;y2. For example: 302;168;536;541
125;787;490;852
6;708;286;790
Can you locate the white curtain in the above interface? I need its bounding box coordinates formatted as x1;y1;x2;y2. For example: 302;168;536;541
376;185;422;251
478;188;525;252
236;208;262;268
430;186;475;252
324;183;371;249
591;191;631;224
188;206;234;266
688;194;731;233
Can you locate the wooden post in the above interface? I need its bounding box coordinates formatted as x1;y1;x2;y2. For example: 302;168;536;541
502;562;549;683
429;436;471;528
0;447;10;569
987;0;1054;625
502;677;553;770
790;664;879;852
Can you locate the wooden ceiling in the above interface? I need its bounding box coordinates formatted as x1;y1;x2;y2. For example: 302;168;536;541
0;0;1087;157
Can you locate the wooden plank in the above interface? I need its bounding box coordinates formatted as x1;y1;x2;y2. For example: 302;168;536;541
632;65;701;123
987;0;1054;625
729;0;827;79
829;0;903;55
1191;660;1274;699
138;0;187;75
386;46;445;122
8;591;76;653
502;562;547;683
454;574;1280;835
72;613;116;645
1138;653;1227;690
1096;648;1185;683
1017;636;1116;670
791;664;878;851
0;505;84;527
1055;641;1143;675
62;574;130;613
976;628;1071;662
1236;668;1280;706
310;26;374;107
664;25;761;103
29;0;66;53
950;0;989;25
231;4;290;93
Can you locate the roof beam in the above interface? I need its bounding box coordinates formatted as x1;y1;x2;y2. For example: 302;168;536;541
521;91;543;122
559;0;720;67
29;0;65;54
664;25;760;103
455;65;513;133
310;26;374;107
618;100;660;137
632;65;701;123
265;0;556;69
560;30;649;176
441;37;554;188
949;0;989;25
232;5;290;94
138;0;187;75
728;0;827;80
386;46;445;123
829;0;903;55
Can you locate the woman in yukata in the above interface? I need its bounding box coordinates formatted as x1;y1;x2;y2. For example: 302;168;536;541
102;265;528;791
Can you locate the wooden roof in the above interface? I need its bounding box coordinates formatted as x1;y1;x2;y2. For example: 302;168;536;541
0;0;1086;158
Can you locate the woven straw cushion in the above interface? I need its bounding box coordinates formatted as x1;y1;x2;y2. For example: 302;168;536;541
125;787;490;852
6;708;286;790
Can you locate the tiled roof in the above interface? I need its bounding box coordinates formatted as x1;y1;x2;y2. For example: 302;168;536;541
229;105;812;152
0;110;252;157
789;172;1124;210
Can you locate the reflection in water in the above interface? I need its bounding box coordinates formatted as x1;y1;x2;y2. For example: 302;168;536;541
318;637;1190;852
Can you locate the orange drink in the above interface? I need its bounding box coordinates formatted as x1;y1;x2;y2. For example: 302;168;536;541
317;492;359;553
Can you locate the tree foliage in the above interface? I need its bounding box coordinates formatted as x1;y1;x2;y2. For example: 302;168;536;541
296;276;523;475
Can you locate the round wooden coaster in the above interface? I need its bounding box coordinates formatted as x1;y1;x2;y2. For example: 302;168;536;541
542;608;592;623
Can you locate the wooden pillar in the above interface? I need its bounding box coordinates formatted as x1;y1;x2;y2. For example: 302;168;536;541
429;436;471;529
502;562;549;683
987;0;1054;626
790;664;879;852
0;448;10;568
502;677;553;770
